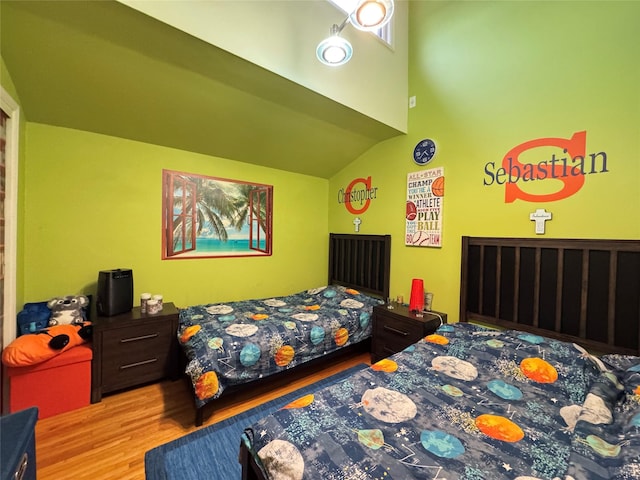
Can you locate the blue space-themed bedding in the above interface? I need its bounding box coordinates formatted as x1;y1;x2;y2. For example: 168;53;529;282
243;322;640;480
177;286;382;408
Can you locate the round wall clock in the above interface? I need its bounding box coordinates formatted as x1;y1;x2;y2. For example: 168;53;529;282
413;139;437;165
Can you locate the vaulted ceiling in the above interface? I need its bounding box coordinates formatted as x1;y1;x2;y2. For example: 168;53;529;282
1;1;402;178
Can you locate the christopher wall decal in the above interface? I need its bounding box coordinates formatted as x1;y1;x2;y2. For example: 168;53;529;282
337;176;378;214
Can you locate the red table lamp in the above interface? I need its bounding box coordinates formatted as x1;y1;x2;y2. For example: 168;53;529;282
409;278;424;312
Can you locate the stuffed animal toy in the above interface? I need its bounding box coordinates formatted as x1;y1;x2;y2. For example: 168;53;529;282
1;322;92;367
47;295;89;326
17;301;51;334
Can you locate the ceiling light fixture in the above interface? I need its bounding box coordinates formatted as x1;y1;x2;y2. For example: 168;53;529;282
316;20;353;67
350;0;394;31
316;0;394;67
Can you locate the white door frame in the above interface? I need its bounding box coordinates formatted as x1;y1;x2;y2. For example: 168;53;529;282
1;86;20;348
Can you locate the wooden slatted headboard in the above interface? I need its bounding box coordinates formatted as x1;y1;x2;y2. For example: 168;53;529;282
460;237;640;355
328;233;391;300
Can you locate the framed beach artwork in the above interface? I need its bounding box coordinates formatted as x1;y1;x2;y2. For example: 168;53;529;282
162;169;273;259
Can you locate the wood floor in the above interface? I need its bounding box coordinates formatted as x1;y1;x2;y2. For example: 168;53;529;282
34;351;370;480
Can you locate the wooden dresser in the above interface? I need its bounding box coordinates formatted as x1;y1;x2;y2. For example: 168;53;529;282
91;302;180;403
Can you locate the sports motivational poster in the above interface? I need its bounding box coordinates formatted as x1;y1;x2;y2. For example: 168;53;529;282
405;167;444;247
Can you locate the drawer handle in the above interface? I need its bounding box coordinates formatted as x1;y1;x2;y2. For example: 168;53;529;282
383;325;409;336
383;346;398;354
120;358;158;369
120;333;159;343
15;453;28;480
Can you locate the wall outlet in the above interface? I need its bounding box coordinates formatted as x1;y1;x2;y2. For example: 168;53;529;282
409;96;417;108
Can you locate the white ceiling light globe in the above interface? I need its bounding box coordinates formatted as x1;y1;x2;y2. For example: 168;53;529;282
316;36;353;66
323;45;347;64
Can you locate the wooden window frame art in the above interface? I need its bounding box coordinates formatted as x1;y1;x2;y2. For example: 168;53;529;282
162;169;273;259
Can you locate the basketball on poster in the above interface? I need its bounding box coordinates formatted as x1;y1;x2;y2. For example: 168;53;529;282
406;167;444;247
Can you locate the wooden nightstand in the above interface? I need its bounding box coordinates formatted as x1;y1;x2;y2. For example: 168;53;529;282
371;303;447;363
91;302;180;403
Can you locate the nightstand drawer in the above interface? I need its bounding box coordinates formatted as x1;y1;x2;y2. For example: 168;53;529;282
101;349;170;391
375;315;424;340
102;322;173;352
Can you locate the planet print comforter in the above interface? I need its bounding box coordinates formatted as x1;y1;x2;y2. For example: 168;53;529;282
244;322;640;479
178;286;382;408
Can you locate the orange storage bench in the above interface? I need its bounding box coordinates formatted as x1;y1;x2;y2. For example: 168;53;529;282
6;344;93;419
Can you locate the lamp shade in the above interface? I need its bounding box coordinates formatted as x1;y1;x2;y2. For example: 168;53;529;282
316;35;353;66
409;278;424;312
349;0;394;31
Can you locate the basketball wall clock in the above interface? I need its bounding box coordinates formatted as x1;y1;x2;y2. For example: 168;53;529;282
413;139;437;166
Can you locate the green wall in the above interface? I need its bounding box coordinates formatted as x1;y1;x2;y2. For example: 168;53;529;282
23;124;329;307
329;1;640;322
14;1;640;321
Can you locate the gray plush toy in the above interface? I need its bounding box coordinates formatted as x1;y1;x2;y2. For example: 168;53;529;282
47;295;89;326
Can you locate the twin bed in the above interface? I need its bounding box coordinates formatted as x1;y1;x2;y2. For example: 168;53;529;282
177;233;391;426
234;236;640;480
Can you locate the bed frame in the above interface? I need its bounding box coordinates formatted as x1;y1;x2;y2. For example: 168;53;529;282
191;233;391;427
239;236;639;479
460;237;640;355
328;233;391;299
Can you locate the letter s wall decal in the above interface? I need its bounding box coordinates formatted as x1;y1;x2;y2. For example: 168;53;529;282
503;131;586;203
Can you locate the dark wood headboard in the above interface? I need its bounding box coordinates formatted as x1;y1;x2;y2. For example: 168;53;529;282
328;233;391;300
460;237;640;355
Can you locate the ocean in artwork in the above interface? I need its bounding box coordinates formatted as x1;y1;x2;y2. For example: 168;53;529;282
193;237;267;253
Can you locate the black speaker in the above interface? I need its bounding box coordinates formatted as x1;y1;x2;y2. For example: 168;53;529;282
96;269;133;317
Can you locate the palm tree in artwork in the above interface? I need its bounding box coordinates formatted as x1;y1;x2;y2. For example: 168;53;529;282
170;175;238;251
230;183;269;236
202;179;239;239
